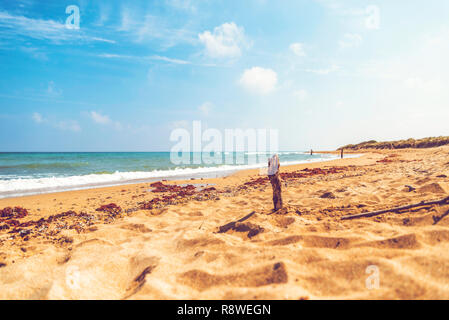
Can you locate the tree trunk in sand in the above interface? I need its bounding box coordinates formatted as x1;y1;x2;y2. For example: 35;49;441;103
268;155;283;211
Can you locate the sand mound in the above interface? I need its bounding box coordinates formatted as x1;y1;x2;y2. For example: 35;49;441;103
418;183;448;194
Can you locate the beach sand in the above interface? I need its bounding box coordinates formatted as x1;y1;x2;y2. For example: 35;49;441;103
1;147;449;299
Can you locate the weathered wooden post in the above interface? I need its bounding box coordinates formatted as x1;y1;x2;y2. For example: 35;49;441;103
268;154;283;211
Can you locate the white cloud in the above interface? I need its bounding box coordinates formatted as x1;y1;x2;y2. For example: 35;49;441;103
150;55;190;65
339;33;362;49
293;89;308;101
198;102;213;115
315;1;380;30
32;112;80;132
117;10;196;48
118;7;134;32
90;111;110;124
89;111;122;130
97;53;134;59
198;22;249;59
290;42;306;57
90;37;116;44
239;67;278;95
97;53;190;65
365;5;380;30
32;112;44;123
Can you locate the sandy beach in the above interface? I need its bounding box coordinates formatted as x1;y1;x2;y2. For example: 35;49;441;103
1;147;449;299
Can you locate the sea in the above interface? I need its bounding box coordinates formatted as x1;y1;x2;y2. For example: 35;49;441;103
0;152;351;199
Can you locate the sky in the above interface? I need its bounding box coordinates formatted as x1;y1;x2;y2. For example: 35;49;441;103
0;0;449;152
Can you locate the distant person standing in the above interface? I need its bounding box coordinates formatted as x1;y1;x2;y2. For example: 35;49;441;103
310;149;313;155
341;148;344;159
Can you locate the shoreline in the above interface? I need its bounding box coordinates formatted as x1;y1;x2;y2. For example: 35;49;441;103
0;152;361;200
0;152;374;220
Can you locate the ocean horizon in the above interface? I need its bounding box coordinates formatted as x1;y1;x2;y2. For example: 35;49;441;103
0;151;347;199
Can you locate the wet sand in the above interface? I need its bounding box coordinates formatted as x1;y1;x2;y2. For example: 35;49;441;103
1;147;449;299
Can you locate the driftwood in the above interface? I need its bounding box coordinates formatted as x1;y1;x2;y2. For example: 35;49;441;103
217;211;256;233
268;155;283;211
341;196;449;220
216;211;263;238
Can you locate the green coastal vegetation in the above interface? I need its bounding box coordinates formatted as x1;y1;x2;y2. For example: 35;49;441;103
339;136;449;150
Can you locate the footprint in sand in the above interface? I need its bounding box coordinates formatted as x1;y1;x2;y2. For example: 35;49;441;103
266;235;356;249
119;223;152;233
176;236;225;250
124;258;159;299
357;233;421;249
178;262;288;291
422;229;449;245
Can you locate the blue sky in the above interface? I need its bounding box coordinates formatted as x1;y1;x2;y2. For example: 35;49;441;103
1;0;449;151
